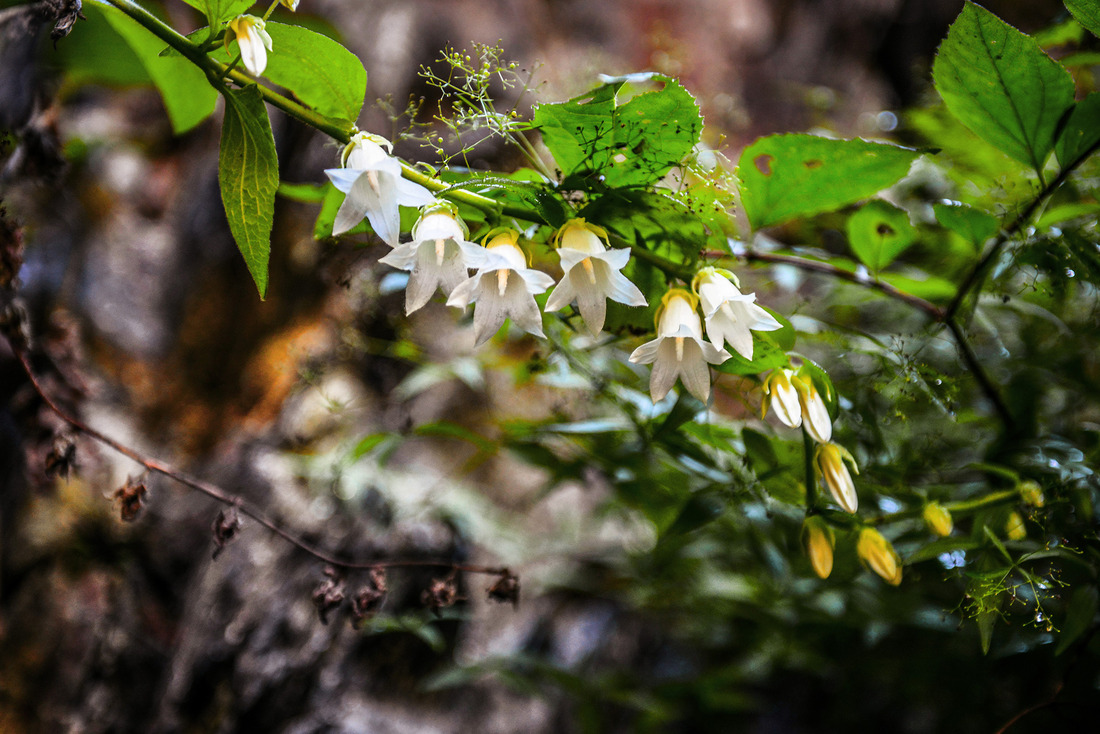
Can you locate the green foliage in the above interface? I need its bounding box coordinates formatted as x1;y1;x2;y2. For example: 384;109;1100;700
180;0;255;26
1055;92;1100;168
218;86;278;298
246;22;367;124
95;2;219;133
846;200;916;272
1065;0;1100;38
533;74;702;189
933;201;998;250
736;134;920;229
933;2;1074;174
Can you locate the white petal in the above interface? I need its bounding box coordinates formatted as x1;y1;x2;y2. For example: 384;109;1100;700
518;268;556;294
745;302;782;332
648;341;681;402
472;288;508;345
677;341;713;402
332;173;381;235
394;176;437;208
405;270;438;314
325;167;361;193
378;242;419;271
594;247;632;270
447;274;481;309
544;277;577;313
365;172;401;246
628;337;663;365
575;277;607;336
697;338;731;365
504;279;546;338
605;270;647;307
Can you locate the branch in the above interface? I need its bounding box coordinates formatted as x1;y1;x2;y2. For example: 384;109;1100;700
946;137;1100;321
10;342;508;577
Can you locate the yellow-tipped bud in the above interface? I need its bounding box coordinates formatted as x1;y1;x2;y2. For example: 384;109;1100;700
802;517;835;579
923;501;953;537
1018;480;1045;508
814;442;859;513
857;527;902;586
1005;511;1027;541
791;373;832;444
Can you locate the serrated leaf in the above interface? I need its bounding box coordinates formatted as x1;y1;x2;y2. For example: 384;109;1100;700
181;0;255;26
260;22;367;123
219;86;279;299
847;200;916;272
1055;585;1098;655
934;201;998;249
1055;92;1100;168
737;134;919;229
932;2;1075;173
533;75;702;188
1066;0;1100;38
97;2;219;133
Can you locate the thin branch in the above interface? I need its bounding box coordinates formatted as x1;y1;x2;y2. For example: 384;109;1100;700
944;317;1015;432
12;344;507;577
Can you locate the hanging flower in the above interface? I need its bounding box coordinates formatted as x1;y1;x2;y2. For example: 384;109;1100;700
324;132;436;245
802;516;835;579
280;0;300;10
791;372;832;444
761;368;802;429
379;202;479;314
446;230;555;345
923;501;953;537
225;15;273;77
814;442;859;513
857;527;903;586
692;267;781;360
628;289;731;403
544;218;647;336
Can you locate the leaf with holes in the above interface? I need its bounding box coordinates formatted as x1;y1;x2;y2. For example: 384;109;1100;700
738;134;919;229
847;200;916;272
933;2;1074;173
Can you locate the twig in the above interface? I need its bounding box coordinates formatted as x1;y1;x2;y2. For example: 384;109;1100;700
11;344;507;577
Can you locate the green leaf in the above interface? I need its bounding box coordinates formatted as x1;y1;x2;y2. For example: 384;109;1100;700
1066;0;1100;38
97;2;219;133
277;181;327;203
180;0;255;26
714;333;791;376
261;22;367;123
932;2;1075;173
737;134;919;229
532;75;702;188
54;3;152;86
847;200;916;271
1055;92;1100;168
934;201;998;249
219;87;279;299
1055;585;1099;655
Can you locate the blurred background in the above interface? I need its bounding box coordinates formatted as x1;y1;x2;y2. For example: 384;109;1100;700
2;0;1095;732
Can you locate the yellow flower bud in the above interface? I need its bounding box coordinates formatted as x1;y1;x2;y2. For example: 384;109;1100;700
857;527;902;586
814;442;859;513
791;373;832;444
922;501;953;537
802;517;835;579
1005;511;1027;541
761;368;802;429
1018;480;1045;508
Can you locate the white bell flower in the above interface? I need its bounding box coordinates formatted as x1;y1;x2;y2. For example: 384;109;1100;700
692;267;781;360
628;289;731;403
379;203;478;314
792;372;832;444
226;15;273;77
761;368;802;428
324;132;436;245
544;218;647;336
446;230;556;345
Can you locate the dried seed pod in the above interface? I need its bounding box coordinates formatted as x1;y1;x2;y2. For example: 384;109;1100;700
312;566;346;625
486;570;520;608
351;568;388;628
211;504;242;560
44;433;77;479
421;576;458;616
112;474;148;522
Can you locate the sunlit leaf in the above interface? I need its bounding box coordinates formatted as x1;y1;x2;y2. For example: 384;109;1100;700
933;2;1074;173
219;86;279;298
737;134;919;229
847;200;916;272
933;201;998;249
1055;92;1100;168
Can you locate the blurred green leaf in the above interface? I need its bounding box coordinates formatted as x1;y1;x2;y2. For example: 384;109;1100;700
180;0;255;26
737;134;919;229
1055;92;1100;168
933;201;998;249
1066;0;1100;38
1056;585;1099;655
847;200;917;272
